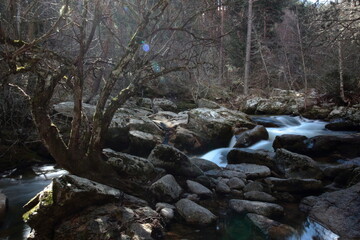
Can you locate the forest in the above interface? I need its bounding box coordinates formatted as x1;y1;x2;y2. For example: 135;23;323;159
0;0;360;240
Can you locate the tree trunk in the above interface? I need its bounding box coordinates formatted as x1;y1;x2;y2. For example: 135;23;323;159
338;40;346;103
244;0;253;95
296;10;308;109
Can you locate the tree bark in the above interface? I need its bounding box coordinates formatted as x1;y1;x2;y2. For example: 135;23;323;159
244;0;253;95
338;40;346;103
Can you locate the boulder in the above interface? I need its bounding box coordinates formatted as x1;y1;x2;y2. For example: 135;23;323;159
216;180;231;194
205;169;246;179
328;106;360;124
300;183;360;239
229;199;284;218
272;134;308;154
190;158;221;172
233;125;269;148
53;101;96;119
23;175;147;239
227;149;277;172
247;213;296;240
128;130;162;157
243;181;264;193
186;180;213;198
226;164;271;179
155;203;176;223
171;127;205;153
175;199;217;226
250;116;283;128
325;119;360;131
274;149;323;179
197;98;221;109
227;177;245;190
265;177;323;193
243;97;265;114
0;192;7;224
150;174;182;202
323;164;360;187
148;144;203;178
244;191;276;203
186;107;255;150
152;98;177;112
103;151;157;182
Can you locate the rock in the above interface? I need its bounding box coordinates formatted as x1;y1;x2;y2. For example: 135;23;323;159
53;101;96;118
171;127;205;153
247;213;296;240
128;130;162;157
216;180;231;194
23;175;147;239
175;199;217;226
323;164;360;187
300;183;360;239
328;106;360;124
150;174;182;202
190;158;221;172
256;100;291;115
186;107;255;150
205;169;246;179
0;192;7;224
226;164;271;179
227;149;277;172
325;119;360;131
274;148;323;179
250;116;283;128
148;144;203;178
243;181;264;193
152;98;177;112
227;177;245;190
229;199;284;218
243;97;265;114
272;134;308;154
197;98;221;109
159;207;175;223
155;202;176;212
244;191;276;203
234;125;269;148
186;180;213;198
104;151;157;182
265;177;323;193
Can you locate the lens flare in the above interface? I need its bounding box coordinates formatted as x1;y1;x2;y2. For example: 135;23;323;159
142;43;150;52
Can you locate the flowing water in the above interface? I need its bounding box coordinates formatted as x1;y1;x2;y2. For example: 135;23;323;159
0;165;67;240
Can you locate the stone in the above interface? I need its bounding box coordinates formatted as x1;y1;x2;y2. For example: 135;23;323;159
171;127;205;153
152;98;177;112
300;183;360;239
216;180;231;194
150;174;182;202
265;177;323;193
197;98;221;109
175;199;217;226
128;130;162;157
243;181;264;193
226;164;271;179
274;148;323;179
53;101;96;118
227;177;245;190
272;134;308;154
229;199;284;218
186;180;213;198
244;191;276;203
247;213;297;240
233;125;269;148
190;158;221;172
148;144;203;177
205;169;246;179
325;119;360;131
227;149;277;173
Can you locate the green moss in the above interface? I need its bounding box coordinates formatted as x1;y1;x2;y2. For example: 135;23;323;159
23;189;53;222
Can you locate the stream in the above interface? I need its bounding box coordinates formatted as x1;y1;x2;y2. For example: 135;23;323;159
0;116;353;240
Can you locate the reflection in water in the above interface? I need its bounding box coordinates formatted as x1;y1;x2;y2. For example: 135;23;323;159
0;165;67;240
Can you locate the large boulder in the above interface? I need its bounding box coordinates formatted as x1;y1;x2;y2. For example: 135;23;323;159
227;149;277;172
265;177;323;193
229;199;284;218
274;149;323;179
300;183;360;239
150;174;182;202
197;98;221;109
272;134;308;154
247;213;296;240
53;101;96;119
148;144;203;177
186;180;213;198
325;119;360;131
152;98;177;112
23;175;147;239
175;199;217;226
244;191;276;203
233;125;269;148
185;107;255;151
323;164;360;187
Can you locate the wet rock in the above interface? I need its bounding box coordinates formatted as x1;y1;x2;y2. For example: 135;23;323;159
0;192;7;224
233;125;269;148
265;177;323;193
229;199;284;218
190;158;221;172
171;127;205;153
205;169;246;179
244;191;276;203
148;144;203;178
274;149;323;179
323;164;360;187
227;177;245;190
325;119;360;131
175;199;217;226
272;134;308;154
250;116;282;128
186;180;213;198
300;183;360;239
227;149;277;172
226;164;271;179
155;203;176;223
150;174;182;202
247;213;297;240
23;175;147;239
